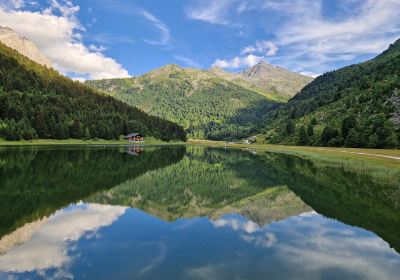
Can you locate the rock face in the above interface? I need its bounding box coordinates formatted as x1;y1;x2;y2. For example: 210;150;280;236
0;26;52;68
210;61;313;99
237;61;313;98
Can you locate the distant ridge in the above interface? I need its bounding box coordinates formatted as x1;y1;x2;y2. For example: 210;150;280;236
210;61;313;99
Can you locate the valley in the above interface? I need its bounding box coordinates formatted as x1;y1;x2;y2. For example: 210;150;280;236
86;63;311;140
1;1;400;278
2;26;398;149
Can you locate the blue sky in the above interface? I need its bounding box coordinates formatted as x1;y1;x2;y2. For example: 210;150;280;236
1;0;400;80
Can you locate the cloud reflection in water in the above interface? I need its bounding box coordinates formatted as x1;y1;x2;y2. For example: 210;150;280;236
0;203;126;274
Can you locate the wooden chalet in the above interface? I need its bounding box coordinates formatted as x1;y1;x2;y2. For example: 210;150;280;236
124;133;144;142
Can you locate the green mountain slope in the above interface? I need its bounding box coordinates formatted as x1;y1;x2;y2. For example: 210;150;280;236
261;39;400;148
0;43;186;141
86;64;279;140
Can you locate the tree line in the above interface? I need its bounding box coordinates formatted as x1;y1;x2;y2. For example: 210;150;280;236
262;39;400;148
0;43;186;142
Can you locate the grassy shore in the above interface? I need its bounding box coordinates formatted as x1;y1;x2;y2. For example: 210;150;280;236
188;139;400;167
0;137;184;146
1;137;399;167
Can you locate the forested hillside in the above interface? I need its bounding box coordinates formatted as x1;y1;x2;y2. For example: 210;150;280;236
261;39;400;148
87;64;279;140
0;43;186;141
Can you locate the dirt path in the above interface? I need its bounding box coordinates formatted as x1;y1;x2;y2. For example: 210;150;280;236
312;148;400;161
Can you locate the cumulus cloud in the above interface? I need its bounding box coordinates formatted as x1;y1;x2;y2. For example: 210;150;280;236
212;54;264;69
0;0;129;80
209;212;400;279
265;0;400;70
272;212;400;280
200;0;400;73
241;40;278;56
212;40;277;70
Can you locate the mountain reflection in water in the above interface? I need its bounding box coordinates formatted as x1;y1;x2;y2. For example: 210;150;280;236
0;145;399;279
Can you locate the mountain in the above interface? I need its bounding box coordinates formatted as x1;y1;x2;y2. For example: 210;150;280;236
210;61;313;99
86;64;279;140
260;39;400;148
0;26;52;68
0;42;186;141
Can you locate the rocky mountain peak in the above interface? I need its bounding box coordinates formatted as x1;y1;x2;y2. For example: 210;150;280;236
237;61;313;97
0;26;52;68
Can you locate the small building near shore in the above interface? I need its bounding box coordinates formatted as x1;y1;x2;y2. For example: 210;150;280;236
124;133;144;142
243;135;257;144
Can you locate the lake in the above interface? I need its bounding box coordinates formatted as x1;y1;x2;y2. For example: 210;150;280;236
0;145;399;279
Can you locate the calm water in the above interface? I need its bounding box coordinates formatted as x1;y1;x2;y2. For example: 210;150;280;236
0;145;399;280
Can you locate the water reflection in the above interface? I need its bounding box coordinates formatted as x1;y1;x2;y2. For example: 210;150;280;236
0;145;185;238
0;145;399;279
0;203;125;273
2;207;399;280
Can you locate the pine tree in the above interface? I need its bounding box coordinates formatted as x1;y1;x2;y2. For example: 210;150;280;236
54;123;69;139
286;120;295;135
70;120;83;139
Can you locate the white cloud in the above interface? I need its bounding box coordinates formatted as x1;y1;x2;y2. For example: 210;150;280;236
95;1;171;47
0;0;129;80
263;0;400;72
212;217;260;234
241;232;277;248
212;40;277;70
241;40;278;56
201;0;400;73
299;71;320;78
141;9;170;46
88;44;107;52
209;212;400;279
271;212;400;280
0;203;126;273
212;54;264;69
185;0;235;25
138;242;166;275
